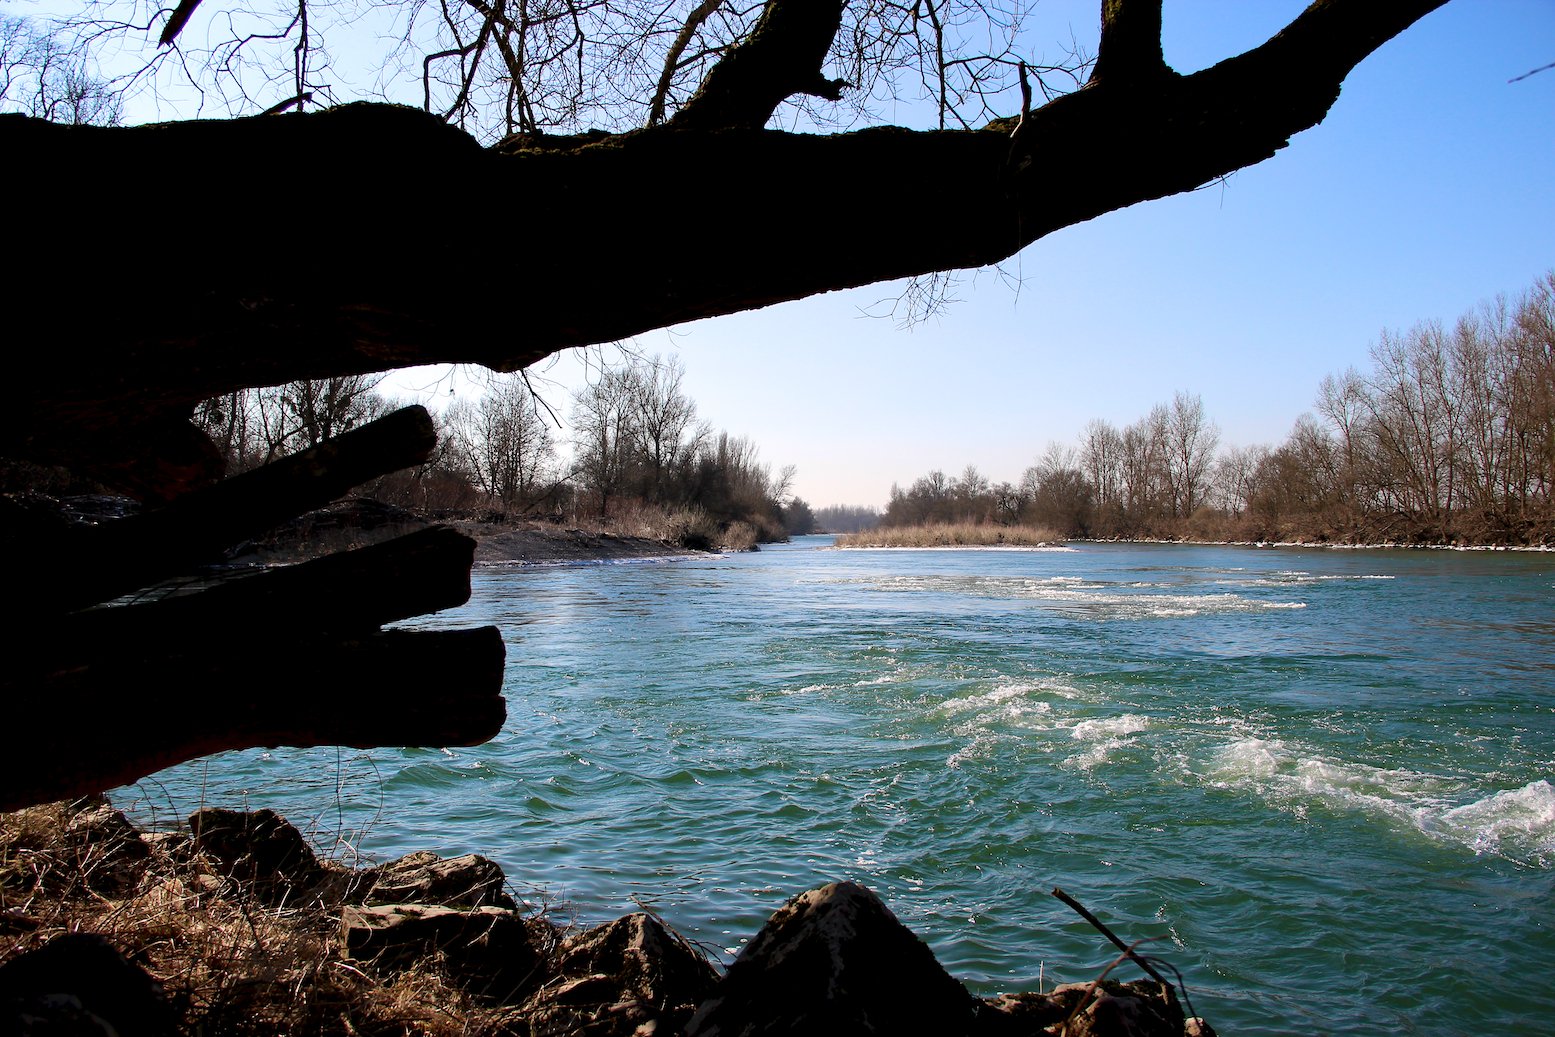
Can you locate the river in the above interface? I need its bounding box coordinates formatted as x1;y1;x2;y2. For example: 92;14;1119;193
124;537;1555;1035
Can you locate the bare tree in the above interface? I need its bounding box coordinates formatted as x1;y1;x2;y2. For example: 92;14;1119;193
1079;419;1124;531
192;376;386;471
453;375;558;511
1164;391;1219;520
570;366;638;519
1119;404;1169;528
1211;443;1266;519
1364;323;1462;531
280;376;388;451
629;354;701;504
1314;367;1373;520
0;15;122;125
1021;442;1092;535
1509;274;1555;511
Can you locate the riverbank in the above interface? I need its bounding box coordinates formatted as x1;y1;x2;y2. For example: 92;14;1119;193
219;498;722;566
829;523;1553;553
0;798;1215;1037
1076;535;1555;553
453;521;712;566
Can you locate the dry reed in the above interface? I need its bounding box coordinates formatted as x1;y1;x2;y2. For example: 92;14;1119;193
0;798;512;1036
834;523;1062;548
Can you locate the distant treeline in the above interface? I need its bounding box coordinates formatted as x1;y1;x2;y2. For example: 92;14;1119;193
883;272;1555;546
813;504;882;534
193;355;807;549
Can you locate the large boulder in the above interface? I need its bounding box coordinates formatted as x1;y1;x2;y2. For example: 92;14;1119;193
0;797;150;901
524;912;721;1037
187;808;325;904
361;849;515;909
684;880;979;1036
63;797;151;896
0;933;177;1037
341;903;550;1003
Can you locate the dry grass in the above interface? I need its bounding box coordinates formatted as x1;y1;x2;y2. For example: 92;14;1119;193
567;503;776;552
0;798;514;1036
834;523;1063;548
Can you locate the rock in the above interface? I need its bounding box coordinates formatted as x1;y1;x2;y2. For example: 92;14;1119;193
341;903;548;1003
139;831;193;864
187;808;323;903
978;990;1073;1033
524;912;721;1037
362;849;516;909
559;912;721;1007
0;797;149;900
683;880;979;1036
0;933;178;1037
1051;979;1184;1037
62;796;150;896
979;980;1190;1037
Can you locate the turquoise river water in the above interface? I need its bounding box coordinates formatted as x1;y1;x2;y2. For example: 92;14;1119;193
124;538;1555;1035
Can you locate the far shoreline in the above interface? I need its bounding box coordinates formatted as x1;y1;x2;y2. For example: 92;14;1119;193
827;533;1553;554
457;521;718;567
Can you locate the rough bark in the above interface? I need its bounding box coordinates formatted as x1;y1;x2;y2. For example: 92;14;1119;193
1;625;506;812
9;406;438;610
28;524;478;648
669;0;848;130
0;411;499;813
1092;0;1168;85
2;0;1445;496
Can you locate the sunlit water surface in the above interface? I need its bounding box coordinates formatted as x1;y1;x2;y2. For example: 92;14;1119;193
126;539;1555;1035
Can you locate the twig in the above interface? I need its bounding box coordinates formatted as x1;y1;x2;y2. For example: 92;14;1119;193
1050;887;1170;987
260;92;312;115
1011;60;1031;138
1509;61;1554;84
1051;887;1202;1024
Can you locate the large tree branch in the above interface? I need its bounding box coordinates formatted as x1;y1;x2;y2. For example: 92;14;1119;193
1;626;506;812
1090;0;1167;85
648;0;726;127
3;0;1446;492
9;406;438;607
669;0;848;130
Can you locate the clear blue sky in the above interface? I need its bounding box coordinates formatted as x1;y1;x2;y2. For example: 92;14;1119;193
383;1;1555;510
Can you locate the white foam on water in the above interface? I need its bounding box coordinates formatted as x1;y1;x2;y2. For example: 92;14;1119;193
946;733;1017;770
1116;592;1307;618
1202;739;1554;867
937;682;1076;768
861;573;1307;617
936;682;1054;717
1071;714;1150;741
1064;714;1150;771
1433;780;1555;867
1228;571;1396;587
1009;582;1308;617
